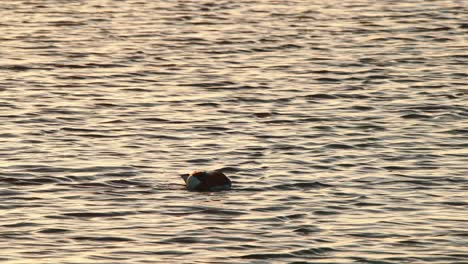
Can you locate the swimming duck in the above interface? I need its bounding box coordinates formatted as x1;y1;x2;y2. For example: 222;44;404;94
181;170;232;191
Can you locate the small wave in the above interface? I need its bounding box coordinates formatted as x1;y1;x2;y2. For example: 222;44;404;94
401;113;432;119
62;211;135;218
273;182;331;190
239;253;294;259
324;143;355;149
0;65;34;71
0;176;63;186
37;228;70;234
72;236;134;242
304;93;338;100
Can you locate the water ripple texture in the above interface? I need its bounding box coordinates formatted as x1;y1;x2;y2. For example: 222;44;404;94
1;0;467;263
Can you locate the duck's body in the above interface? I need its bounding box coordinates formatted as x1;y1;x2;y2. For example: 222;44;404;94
181;170;232;191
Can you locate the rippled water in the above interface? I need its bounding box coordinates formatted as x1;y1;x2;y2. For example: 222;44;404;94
1;0;467;263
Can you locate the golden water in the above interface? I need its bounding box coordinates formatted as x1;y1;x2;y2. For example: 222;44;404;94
1;1;467;263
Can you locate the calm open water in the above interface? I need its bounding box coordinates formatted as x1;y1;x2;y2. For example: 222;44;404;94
1;0;467;263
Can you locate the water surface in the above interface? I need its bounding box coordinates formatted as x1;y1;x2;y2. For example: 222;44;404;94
1;0;467;263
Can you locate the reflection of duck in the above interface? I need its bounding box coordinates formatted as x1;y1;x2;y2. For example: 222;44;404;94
181;170;232;191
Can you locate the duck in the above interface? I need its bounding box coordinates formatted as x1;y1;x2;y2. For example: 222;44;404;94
181;170;232;191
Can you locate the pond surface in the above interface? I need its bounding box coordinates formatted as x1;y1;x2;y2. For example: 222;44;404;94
1;0;467;263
